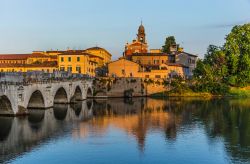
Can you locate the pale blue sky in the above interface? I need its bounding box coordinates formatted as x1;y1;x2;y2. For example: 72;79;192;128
0;0;249;59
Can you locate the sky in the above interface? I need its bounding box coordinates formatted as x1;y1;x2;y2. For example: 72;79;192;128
0;0;249;59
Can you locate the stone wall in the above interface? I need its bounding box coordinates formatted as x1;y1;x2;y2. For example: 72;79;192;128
93;78;168;98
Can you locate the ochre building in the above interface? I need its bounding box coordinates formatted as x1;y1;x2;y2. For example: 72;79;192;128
108;58;187;78
0;47;112;76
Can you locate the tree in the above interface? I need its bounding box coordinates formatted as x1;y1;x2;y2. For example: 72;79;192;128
193;45;228;93
162;36;176;53
224;23;250;86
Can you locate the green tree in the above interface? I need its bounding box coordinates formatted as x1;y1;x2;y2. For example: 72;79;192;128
162;36;176;53
193;45;228;93
224;23;250;86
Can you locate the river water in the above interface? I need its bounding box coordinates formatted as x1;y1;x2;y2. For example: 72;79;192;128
0;98;249;164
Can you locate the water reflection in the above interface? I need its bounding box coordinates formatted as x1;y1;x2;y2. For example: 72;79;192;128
28;109;45;131
0;117;13;141
0;98;249;163
53;104;68;121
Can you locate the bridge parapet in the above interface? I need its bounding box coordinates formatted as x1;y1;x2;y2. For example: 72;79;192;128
0;71;92;84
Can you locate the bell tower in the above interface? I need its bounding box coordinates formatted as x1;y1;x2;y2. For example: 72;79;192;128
137;22;146;44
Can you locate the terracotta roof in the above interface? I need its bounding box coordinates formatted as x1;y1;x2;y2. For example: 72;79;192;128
171;52;198;57
85;47;103;50
0;53;52;60
89;54;104;59
0;54;31;60
58;52;91;56
132;53;168;56
0;61;58;68
46;50;66;53
85;47;112;56
108;57;139;65
28;53;52;58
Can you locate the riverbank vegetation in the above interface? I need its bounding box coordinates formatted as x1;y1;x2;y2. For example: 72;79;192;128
159;23;250;97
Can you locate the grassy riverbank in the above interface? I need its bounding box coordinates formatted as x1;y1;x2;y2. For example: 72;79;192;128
151;87;250;98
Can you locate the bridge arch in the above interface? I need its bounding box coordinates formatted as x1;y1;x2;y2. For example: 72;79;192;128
71;86;83;103
0;95;13;114
54;87;68;104
27;90;45;109
87;87;93;98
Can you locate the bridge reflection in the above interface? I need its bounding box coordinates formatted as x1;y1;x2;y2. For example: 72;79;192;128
0;100;92;163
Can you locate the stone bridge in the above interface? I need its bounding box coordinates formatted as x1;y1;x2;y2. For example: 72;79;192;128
0;74;93;116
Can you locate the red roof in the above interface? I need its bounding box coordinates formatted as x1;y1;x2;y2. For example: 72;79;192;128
0;53;50;60
0;54;31;60
0;61;58;68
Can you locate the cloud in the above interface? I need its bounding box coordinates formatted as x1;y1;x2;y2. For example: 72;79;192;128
204;19;250;29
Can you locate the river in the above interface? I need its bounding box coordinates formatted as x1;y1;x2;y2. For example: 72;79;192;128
0;98;249;164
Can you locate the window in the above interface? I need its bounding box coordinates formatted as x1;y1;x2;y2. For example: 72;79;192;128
155;75;161;78
60;67;65;71
145;75;150;78
61;57;64;62
122;69;125;75
76;66;81;73
68;57;71;62
77;57;80;62
67;66;72;72
154;60;159;65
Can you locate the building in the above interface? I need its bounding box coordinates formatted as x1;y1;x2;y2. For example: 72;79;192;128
85;47;112;67
108;23;198;78
131;53;169;68
0;46;112;76
58;51;98;77
108;58;187;78
0;53;57;73
108;58;141;78
169;51;197;76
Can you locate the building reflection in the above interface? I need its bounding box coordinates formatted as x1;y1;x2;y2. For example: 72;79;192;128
74;98;181;151
73;98;250;162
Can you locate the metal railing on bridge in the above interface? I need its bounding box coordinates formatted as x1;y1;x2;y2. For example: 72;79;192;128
0;71;93;85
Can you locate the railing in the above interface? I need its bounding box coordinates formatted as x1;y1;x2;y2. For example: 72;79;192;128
0;71;93;85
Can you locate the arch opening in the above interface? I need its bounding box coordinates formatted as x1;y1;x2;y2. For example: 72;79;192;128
71;86;82;103
54;87;68;104
27;90;45;109
0;95;13;115
87;88;93;98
